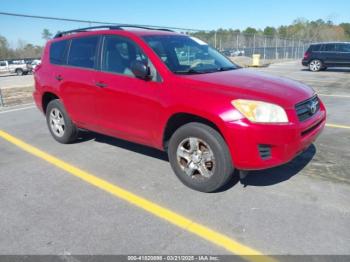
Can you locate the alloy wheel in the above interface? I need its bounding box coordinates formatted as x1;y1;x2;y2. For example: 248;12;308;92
176;137;215;179
49;108;66;137
309;60;321;71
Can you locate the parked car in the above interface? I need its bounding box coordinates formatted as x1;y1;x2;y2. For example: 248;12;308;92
0;60;32;75
33;26;326;192
231;49;245;56
31;59;41;70
221;49;245;57
302;42;350;72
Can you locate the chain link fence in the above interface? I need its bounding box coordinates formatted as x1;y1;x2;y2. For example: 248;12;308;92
0;32;313;108
192;32;312;62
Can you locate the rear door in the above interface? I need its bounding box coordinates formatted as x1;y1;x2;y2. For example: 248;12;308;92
322;44;338;66
59;36;100;129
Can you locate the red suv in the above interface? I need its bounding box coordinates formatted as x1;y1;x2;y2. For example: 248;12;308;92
33;26;326;192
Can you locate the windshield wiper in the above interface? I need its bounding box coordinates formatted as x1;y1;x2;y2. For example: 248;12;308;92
175;66;236;75
174;68;206;75
217;66;236;71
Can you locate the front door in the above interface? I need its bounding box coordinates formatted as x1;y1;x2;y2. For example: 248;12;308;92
336;43;350;67
94;35;163;146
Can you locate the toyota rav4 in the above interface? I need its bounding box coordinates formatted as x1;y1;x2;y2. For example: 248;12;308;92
33;25;326;192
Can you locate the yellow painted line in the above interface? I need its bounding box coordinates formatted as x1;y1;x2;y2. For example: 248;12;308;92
326;123;350;129
318;94;350;98
0;130;276;262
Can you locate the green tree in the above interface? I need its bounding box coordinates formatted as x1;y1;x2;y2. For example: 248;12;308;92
277;26;287;37
243;27;258;35
263;26;277;36
42;29;53;41
340;23;350;39
0;35;12;59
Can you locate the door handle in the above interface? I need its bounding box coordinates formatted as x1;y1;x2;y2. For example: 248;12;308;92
95;82;107;88
55;75;63;81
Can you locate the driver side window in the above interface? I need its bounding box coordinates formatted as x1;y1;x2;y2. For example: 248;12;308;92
101;35;157;80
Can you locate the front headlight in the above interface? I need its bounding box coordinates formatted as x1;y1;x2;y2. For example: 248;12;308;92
232;99;288;123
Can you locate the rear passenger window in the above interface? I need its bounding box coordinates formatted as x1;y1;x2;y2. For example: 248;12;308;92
50;40;68;65
323;44;336;52
67;37;99;69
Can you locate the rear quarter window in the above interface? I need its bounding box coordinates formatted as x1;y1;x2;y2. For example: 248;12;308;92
50;40;68;65
310;44;321;51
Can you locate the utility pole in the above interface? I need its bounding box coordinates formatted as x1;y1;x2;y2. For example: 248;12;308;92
0;88;4;107
263;37;267;60
275;38;278;59
253;34;256;54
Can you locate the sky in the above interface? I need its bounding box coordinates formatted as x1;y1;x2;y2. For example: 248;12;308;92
0;0;349;47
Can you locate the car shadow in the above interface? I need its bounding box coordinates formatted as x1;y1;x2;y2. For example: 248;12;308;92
301;68;350;73
74;131;316;192
240;144;316;187
76;130;168;161
0;74;16;78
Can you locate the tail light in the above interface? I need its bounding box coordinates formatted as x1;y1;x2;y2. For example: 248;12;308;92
33;63;42;74
303;51;310;59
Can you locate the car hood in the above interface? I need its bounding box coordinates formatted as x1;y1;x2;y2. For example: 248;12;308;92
179;69;315;108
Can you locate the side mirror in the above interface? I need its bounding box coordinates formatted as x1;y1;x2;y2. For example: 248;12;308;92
131;61;151;80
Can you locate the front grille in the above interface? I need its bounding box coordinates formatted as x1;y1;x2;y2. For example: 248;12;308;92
258;144;271;160
295;95;320;122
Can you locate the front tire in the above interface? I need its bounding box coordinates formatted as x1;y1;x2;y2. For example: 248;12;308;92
46;99;78;144
309;59;323;72
168;122;234;192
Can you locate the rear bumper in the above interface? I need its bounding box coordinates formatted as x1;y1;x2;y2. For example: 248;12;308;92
222;106;326;170
33;90;43;112
302;59;309;66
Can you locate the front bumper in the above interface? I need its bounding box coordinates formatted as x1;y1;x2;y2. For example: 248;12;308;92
222;106;326;170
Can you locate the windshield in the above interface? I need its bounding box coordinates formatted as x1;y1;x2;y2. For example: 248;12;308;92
143;35;238;74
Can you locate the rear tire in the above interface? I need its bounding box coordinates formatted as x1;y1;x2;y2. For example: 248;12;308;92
168;122;234;192
46;99;78;144
309;59;323;72
16;69;23;76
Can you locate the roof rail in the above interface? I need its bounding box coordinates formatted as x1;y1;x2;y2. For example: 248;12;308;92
116;24;174;32
54;24;174;38
54;25;120;38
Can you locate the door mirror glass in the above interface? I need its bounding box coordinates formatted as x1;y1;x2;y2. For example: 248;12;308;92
131;61;151;80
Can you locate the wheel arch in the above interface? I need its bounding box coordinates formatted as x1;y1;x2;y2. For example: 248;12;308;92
42;92;60;113
162;112;225;150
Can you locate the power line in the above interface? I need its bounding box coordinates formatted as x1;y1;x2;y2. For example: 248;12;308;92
0;11;201;32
